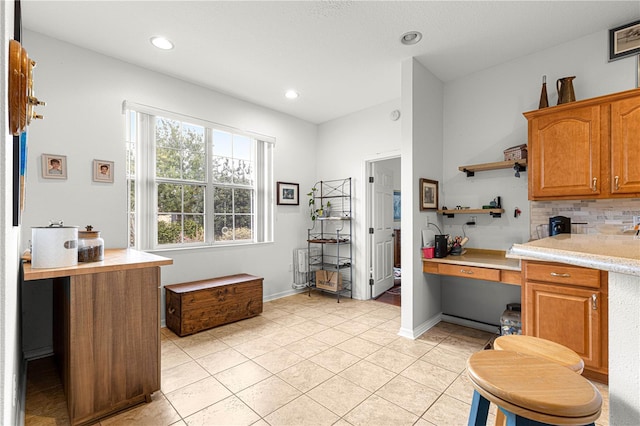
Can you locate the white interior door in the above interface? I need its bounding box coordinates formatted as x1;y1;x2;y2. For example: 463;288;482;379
371;163;394;298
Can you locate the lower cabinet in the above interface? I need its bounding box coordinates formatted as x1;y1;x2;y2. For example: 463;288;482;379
53;267;161;425
522;261;608;383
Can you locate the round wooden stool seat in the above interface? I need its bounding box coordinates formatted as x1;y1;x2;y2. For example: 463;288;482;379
467;350;601;425
494;335;584;374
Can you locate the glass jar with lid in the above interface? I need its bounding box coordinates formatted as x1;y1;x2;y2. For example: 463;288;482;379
77;225;104;262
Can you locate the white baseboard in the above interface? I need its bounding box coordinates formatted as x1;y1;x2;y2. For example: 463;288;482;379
441;314;500;334
398;312;442;339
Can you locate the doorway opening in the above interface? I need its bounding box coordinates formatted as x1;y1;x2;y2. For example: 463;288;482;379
366;155;401;306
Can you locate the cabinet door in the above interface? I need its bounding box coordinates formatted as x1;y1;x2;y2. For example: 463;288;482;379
67;267;160;424
611;95;640;194
524;282;601;369
528;105;601;199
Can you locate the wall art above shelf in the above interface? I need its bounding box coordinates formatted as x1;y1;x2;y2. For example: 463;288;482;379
459;159;527;177
437;208;505;218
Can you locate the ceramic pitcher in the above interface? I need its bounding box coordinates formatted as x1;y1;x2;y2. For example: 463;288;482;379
557;76;576;105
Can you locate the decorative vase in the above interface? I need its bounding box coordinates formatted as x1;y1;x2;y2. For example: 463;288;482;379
538;75;549;109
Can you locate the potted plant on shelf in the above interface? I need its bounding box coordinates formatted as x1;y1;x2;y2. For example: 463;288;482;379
307;187;331;220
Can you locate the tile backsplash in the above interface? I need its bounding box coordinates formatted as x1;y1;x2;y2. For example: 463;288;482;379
530;198;640;240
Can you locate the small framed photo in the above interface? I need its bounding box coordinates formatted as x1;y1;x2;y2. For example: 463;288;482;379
93;159;114;183
609;20;640;61
42;154;67;179
419;178;438;211
276;181;299;205
393;190;401;221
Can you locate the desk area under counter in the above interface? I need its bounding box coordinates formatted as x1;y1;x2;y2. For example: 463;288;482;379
422;248;522;285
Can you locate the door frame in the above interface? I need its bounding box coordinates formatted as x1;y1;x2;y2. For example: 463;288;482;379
364;153;401;300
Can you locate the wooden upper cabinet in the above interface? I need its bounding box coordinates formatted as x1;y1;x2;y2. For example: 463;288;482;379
610;95;640;194
528;105;601;198
524;88;640;200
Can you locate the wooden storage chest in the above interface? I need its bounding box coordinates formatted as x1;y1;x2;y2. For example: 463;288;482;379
165;273;263;337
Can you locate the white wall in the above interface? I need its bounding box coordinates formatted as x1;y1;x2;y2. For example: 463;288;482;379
316;99;402;300
1;2;23;424
20;30;318;351
440;29;638;326
399;58;444;338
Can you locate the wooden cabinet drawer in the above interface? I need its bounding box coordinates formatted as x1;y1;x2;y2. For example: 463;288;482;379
438;264;500;281
525;262;600;288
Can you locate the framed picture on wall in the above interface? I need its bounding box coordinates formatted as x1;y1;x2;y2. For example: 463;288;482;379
419;178;438;211
393;190;401;221
609;20;640;61
276;181;299;205
93;159;114;183
42;154;67;179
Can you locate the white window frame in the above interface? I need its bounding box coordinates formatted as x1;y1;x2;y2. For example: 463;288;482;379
124;101;274;250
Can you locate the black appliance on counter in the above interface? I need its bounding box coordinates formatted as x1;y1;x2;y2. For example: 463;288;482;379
549;216;571;236
434;234;449;258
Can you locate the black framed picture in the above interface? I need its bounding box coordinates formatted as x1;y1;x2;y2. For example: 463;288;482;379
276;181;299;205
609;20;640;61
419;178;438;211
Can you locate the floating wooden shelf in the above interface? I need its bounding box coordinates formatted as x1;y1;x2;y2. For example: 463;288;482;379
437;208;505;218
459;159;527;177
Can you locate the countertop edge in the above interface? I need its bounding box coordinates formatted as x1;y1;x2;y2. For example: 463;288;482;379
23;248;173;281
510;244;640;277
422;249;521;272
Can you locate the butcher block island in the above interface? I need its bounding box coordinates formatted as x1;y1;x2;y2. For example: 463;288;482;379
22;249;173;426
165;273;264;337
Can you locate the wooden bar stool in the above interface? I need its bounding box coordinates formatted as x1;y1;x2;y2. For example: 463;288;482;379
493;335;584;374
467;350;601;426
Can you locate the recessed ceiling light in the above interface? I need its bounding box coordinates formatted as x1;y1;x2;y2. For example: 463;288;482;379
285;90;299;99
150;36;174;50
400;31;422;45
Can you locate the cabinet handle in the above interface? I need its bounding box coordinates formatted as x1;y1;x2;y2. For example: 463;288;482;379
614;175;620;190
550;272;571;278
460;269;473;274
592;177;597;192
592;294;597;310
168;307;175;314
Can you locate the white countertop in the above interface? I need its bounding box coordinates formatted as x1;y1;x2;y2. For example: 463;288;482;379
509;234;640;277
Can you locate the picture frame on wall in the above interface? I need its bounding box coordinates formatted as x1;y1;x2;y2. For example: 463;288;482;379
393;190;401;221
93;159;114;183
609;19;640;61
419;178;438;211
276;181;299;205
42;154;67;179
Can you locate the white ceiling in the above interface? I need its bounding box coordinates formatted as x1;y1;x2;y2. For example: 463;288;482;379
21;1;640;124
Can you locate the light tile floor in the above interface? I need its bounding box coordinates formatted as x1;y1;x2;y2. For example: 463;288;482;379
25;291;609;425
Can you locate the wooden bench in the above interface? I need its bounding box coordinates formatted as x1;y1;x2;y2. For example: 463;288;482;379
165;273;263;337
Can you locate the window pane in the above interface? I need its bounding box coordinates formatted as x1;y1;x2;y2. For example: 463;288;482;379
235;215;253;240
214;215;234;241
183;150;206;181
156;117;181;148
157;214;181;245
234;159;254;185
212;130;232;157
212;156;233;183
129;213;135;248
157;183;182;213
157;147;182;179
234;188;253;214
182;123;205;181
213;187;232;213
184;215;204;243
233;134;252;160
184;185;205;214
